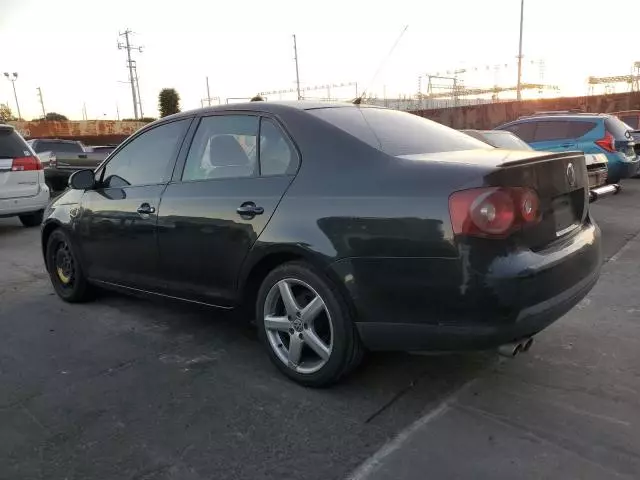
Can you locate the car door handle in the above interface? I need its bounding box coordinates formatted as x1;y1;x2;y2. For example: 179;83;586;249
559;143;574;148
236;203;264;216
136;203;156;215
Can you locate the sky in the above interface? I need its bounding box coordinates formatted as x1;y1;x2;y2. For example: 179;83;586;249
0;0;638;120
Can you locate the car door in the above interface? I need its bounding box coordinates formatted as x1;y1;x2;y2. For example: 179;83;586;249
157;114;299;306
77;118;192;290
528;120;576;152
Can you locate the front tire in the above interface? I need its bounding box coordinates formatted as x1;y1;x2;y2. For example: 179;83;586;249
19;210;43;227
45;229;93;303
256;261;363;387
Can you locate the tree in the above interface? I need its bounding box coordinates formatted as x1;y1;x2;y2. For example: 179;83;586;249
0;104;16;122
250;94;265;102
158;88;181;117
43;112;68;121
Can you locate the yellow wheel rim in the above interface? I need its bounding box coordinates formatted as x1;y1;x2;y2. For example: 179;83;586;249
57;267;71;284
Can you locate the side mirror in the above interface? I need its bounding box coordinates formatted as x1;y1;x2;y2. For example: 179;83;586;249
68;169;95;190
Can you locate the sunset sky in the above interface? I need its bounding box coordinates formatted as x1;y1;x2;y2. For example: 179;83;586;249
1;0;638;120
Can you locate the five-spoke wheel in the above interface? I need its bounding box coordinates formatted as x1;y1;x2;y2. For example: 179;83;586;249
257;262;363;387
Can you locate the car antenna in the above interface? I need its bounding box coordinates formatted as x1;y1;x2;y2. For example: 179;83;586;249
352;25;409;105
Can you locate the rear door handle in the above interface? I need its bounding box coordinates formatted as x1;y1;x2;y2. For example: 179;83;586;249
559;143;574;148
237;202;264;217
136;203;156;215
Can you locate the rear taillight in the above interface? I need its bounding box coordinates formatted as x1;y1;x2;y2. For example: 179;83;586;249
11;156;42;171
595;132;616;153
449;187;540;238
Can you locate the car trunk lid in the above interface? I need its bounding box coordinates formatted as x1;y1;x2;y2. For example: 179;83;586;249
400;149;589;250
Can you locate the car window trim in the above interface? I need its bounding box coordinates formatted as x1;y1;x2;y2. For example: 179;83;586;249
95;116;194;189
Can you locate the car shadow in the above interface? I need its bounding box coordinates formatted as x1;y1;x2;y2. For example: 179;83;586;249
95;288;496;427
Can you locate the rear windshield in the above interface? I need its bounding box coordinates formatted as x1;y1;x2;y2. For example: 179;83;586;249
619;115;639;130
605;117;633;140
0;128;31;158
481;131;532;150
34;140;84;154
308;107;488;156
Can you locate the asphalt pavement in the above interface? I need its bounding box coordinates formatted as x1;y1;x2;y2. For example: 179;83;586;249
1;182;640;480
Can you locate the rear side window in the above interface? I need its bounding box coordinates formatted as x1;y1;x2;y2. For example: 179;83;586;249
605;117;633;139
33;141;84;154
308;107;488;156
500;122;536;142
0;129;31;158
532;121;569;142
567;121;597;139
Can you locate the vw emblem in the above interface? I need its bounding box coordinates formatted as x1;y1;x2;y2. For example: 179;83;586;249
566;162;576;187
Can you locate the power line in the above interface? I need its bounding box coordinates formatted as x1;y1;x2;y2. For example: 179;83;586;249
118;29;143;119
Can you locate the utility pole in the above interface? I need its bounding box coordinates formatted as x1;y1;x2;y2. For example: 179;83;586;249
516;0;525;101
116;103;120;121
206;77;212;106
293;34;301;100
3;72;21;120
132;61;143;117
118;29;143;119
36;87;46;118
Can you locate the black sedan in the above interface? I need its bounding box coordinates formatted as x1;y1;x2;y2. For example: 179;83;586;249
41;102;602;387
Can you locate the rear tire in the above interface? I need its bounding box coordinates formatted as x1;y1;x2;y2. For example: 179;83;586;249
19;210;44;227
256;261;364;387
45;229;93;303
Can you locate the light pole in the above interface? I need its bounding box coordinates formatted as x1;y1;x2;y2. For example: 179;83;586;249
3;72;21;119
516;0;524;101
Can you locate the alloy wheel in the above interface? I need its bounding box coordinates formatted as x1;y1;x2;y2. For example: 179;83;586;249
263;278;333;374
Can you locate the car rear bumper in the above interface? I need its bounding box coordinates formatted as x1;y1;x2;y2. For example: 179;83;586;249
355;271;597;351
0;185;50;217
606;153;639;180
329;222;602;352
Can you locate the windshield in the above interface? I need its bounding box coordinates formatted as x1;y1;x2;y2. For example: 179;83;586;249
309;107;489;156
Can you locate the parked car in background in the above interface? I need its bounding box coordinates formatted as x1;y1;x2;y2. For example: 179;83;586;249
42;102;602;386
612;110;640;130
28;138;110;191
461;129;534;150
0;124;50;226
495;112;638;184
462;128;609;188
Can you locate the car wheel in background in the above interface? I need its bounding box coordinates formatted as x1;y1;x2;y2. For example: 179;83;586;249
256;261;364;387
19;210;44;227
45;229;93;303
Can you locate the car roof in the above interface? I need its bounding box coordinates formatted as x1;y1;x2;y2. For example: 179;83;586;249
515;113;609;122
160;101;384;121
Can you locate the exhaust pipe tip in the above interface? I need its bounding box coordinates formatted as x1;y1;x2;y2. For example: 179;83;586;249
522;337;534;352
498;342;523;358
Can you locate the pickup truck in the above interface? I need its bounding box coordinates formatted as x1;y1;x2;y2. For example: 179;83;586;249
27;139;109;191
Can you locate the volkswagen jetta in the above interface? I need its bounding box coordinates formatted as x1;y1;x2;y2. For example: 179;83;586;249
42;102;602;386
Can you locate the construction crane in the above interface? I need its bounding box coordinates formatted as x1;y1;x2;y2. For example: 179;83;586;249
588;62;640;93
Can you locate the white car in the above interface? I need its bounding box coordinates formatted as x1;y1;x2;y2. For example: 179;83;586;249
0;124;50;227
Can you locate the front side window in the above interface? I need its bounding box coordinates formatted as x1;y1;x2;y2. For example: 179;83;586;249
259;118;296;176
183;115;258;181
101;119;189;188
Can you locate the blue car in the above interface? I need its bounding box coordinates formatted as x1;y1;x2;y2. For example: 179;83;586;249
495;112;639;184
